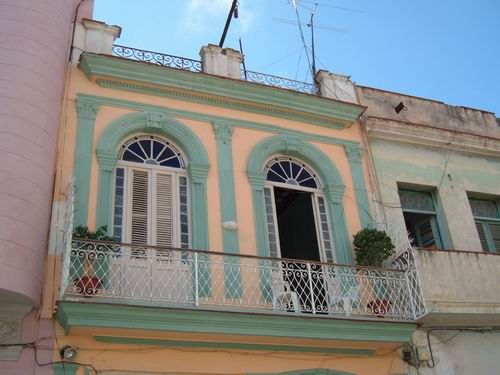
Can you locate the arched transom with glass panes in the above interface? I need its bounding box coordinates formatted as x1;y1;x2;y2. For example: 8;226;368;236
113;135;189;249
263;156;335;263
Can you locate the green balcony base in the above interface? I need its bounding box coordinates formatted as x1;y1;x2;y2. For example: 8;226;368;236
56;301;415;343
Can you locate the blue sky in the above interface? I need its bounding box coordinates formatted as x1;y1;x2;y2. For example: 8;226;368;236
94;0;499;116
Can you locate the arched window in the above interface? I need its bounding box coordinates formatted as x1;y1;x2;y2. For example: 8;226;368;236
263;156;335;263
112;135;189;248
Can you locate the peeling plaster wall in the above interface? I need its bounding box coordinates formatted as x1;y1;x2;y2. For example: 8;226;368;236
357;86;499;138
410;330;500;375
370;139;500;252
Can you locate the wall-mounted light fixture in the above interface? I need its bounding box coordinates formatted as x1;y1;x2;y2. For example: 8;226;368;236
395;102;408;114
60;345;78;361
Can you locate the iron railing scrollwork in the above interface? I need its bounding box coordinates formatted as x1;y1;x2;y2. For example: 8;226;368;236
242;70;319;95
112;45;202;73
62;239;424;322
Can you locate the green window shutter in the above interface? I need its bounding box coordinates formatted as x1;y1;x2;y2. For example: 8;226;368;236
415;217;442;249
487;222;500;252
475;221;489;251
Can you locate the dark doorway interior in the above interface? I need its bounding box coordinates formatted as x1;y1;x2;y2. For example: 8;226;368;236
273;186;326;313
274;186;320;261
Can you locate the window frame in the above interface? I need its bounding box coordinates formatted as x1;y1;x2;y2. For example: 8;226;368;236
113;141;191;249
398;187;444;249
468;196;500;253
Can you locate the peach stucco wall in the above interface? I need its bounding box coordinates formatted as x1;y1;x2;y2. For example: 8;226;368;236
52;67;370;258
0;0;82;306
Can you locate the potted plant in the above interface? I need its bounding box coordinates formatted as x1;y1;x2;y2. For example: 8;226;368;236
353;228;395;317
72;225;114;297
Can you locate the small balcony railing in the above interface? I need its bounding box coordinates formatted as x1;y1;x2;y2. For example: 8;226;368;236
60;239;424;321
112;44;202;73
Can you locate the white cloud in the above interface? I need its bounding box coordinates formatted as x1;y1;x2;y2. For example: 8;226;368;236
180;0;256;35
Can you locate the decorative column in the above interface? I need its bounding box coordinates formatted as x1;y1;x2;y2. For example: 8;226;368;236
188;161;211;297
344;144;373;229
323;184;353;264
0;305;32;360
213;123;242;298
247;170;271;299
95;150;118;230
74;98;99;226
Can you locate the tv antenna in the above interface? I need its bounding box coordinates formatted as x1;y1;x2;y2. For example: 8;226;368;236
275;1;358;85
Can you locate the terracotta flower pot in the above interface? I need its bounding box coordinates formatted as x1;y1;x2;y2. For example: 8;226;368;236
73;276;102;297
367;299;390;318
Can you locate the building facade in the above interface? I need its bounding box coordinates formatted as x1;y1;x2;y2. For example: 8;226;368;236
1;4;498;375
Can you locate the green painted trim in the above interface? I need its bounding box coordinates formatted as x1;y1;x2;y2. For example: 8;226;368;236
94;336;375;356
74;97;99;226
247;135;353;264
93;110;212;296
213;122;243;298
80;53;365;129
433;192;453;250
344;145;373;228
57;301;416;343
53;363;79;375
76;93;361;148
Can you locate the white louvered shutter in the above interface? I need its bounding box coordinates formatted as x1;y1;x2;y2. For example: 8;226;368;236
130;170;149;245
155;172;174;247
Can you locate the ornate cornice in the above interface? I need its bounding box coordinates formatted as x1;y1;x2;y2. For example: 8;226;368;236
365;116;500;157
79;52;366;129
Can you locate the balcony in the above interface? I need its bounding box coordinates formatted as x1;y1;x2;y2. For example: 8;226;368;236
60;239;424;322
413;248;500;326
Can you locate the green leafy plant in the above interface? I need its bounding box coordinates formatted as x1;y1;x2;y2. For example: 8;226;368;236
353;228;395;267
73;225;114;241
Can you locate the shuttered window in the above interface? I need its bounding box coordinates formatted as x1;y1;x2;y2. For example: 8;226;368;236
114;136;189;249
398;189;443;249
469;198;500;253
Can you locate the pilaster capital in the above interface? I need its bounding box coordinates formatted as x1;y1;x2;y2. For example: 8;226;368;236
323;183;345;204
76;99;99;120
188;162;210;184
96;149;118;171
213;122;234;142
344;144;363;163
247;170;266;191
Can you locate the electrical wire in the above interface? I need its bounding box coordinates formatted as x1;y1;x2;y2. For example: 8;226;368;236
291;1;314;82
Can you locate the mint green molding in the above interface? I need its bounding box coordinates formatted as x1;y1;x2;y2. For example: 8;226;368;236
94;336;375;356
76;94;361;149
344;144;373;228
56;301;416;343
79;53;365;130
74;97;99;225
247;135;353;264
93;110;211;296
213;122;242;298
53;363;79;375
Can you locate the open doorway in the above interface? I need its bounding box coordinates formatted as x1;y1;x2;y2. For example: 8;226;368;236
273;186;327;313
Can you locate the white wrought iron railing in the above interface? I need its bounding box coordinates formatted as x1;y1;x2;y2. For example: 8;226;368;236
61;239;424;321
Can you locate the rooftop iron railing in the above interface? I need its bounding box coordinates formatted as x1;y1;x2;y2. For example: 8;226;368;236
242;69;318;94
61;239;425;321
110;44;318;95
112;44;202;73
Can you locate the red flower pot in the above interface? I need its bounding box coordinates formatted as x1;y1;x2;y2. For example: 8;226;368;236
73;276;102;297
367;299;391;318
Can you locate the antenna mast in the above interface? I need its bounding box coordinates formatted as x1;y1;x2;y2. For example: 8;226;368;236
309;10;317;78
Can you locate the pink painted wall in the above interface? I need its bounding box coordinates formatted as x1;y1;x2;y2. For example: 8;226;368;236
0;0;83;306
